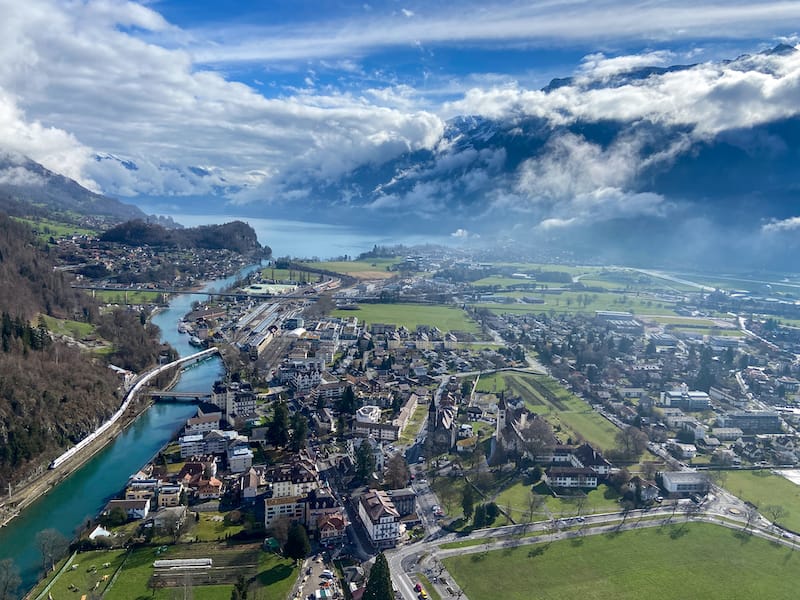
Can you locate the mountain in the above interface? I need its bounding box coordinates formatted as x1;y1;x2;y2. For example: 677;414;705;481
213;44;800;270
0;151;183;231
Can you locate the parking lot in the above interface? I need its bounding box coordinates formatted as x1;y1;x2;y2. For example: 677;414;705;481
293;553;342;600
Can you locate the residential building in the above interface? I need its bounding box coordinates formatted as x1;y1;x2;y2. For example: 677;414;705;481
545;466;598;489
358;489;400;549
105;499;150;520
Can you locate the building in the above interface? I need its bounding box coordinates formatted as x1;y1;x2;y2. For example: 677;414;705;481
717;410;782;434
661;386;711;411
227;445;254;473
545;466;599;489
318;514;347;545
265;459;319;498
661;471;709;495
157;485;183;508
265;495;305;528
358;489;400;549
185;410;222;435
105;499;150;520
386;488;417;517
211;381;257;422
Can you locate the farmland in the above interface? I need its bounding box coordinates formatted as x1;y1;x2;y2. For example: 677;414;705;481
332;303;480;334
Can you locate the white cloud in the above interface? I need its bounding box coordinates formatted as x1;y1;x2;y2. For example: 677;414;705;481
0;0;444;200
401;8;415;18
190;2;800;65
762;216;800;232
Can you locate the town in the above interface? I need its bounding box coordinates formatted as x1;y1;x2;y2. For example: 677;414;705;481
22;246;800;600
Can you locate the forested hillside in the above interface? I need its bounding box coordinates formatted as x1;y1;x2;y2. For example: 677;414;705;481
0;213;166;483
100;219;266;255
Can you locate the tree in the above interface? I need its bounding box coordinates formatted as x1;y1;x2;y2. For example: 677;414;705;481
101;505;128;527
461;484;475;521
269;517;292;548
614;426;649;460
284;523;311;563
231;575;249;600
355;441;377;481
764;504;788;529
338;385;358;415
0;559;20;600
36;528;68;573
527;490;546;526
384;453;410;489
267;401;290;447
521;418;557;463
473;503;487;528
363;553;393;600
289;412;308;452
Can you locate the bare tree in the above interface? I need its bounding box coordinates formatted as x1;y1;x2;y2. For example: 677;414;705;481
743;506;760;533
521;418;557;463
526;490;546;529
0;559;21;600
36;528;68;573
269;517;292;548
764;505;788;530
614;427;649;460
384;453;410;489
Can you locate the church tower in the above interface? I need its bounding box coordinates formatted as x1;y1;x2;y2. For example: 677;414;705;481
495;391;507;440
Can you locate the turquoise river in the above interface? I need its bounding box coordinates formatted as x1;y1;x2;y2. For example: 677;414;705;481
0;265;262;594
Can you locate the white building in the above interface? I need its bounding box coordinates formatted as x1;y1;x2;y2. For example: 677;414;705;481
358;489;400;549
661;471;709;495
227;446;254;473
356;405;382;424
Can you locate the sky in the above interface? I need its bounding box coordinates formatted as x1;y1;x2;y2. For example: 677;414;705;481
1;0;800;237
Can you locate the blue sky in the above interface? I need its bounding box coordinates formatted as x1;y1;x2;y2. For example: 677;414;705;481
1;0;800;231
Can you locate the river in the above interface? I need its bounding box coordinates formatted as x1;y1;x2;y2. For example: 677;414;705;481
0;265;262;594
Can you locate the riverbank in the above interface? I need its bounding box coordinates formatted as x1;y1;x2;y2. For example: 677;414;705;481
1;392;156;528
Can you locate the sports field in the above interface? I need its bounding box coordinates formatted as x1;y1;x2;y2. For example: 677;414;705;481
444;523;800;600
331;303;480;334
471;290;680;317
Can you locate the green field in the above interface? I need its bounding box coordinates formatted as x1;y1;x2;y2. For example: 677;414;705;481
494;480;621;520
471;289;680;317
29;549;127;600
399;403;429;444
93;290;165;305
40;314;96;338
12;216;98;239
332;303;480;334
719;470;800;531
305;258;401;279
444;523;800;600
95;543;296;600
476;373;618;451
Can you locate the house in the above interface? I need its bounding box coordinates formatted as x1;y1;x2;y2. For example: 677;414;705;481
357;489;400;549
624;476;660;503
151;505;188;532
196;477;223;500
185;410;222;435
318;514;347;545
545;467;598;489
105;498;150;520
240;467;263;501
157;484;183;508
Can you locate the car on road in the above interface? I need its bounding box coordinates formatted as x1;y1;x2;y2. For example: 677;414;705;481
414;583;422;592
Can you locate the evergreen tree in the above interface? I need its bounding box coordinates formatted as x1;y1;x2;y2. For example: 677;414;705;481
284;523;311;563
355;441;377;481
289;412;308;452
461;484;475;521
363;553;393;600
268;401;290;447
338;385;358;415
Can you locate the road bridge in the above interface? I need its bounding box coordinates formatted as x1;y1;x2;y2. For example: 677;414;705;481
144;391;213;402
